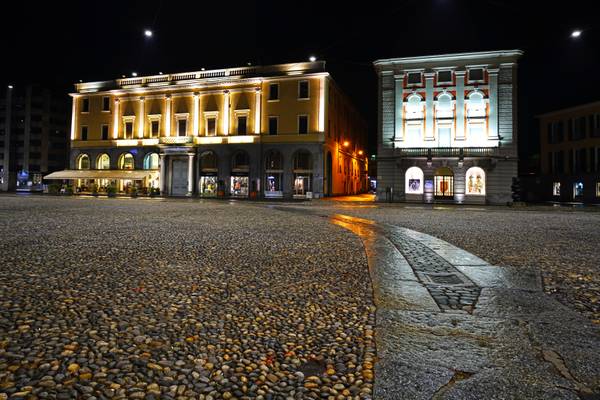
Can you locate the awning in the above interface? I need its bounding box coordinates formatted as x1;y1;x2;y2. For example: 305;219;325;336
44;170;153;180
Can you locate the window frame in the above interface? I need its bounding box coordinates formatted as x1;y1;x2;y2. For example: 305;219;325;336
268;83;280;102
101;124;109;140
298;114;309;134
80;125;88;141
81;97;89;113
268;116;279;135
298;80;310;100
204;112;218;136
102;96;111;112
467;67;486;83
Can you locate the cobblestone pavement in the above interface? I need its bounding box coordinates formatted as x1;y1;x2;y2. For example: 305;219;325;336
0;196;375;400
307;201;600;324
319;212;600;400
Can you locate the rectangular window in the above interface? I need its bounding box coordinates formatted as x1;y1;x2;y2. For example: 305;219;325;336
268;84;279;101
573;116;586;140
553;182;561;196
592;114;600;137
80;126;88;141
468;68;484;82
268;116;278;135
81;98;89;113
406;125;422;144
102;96;110;112
437;71;452;83
101;124;109;140
407;72;421;85
298;81;309;99
177;119;187;137
596;182;600;197
151;120;159;137
125;122;133;139
237;116;247;135
206;118;216;136
298;115;308;134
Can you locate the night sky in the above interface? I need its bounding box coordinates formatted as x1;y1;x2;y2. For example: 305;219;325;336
3;0;599;172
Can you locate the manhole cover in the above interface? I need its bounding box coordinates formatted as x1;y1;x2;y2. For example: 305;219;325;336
298;359;326;377
426;274;464;285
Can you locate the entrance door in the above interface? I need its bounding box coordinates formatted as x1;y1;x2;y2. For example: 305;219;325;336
434;167;454;198
171;159;188;196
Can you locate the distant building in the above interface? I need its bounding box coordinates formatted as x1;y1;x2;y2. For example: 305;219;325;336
537;101;600;203
373;50;523;204
46;61;369;198
0;85;69;191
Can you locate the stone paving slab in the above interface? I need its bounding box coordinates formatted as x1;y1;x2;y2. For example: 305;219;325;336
455;265;543;291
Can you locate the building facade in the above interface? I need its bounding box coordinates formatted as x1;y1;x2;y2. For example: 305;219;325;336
537;101;600;203
46;62;368;198
373;50;522;204
0;85;69;191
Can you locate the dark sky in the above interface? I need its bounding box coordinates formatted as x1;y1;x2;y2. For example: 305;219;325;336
3;0;599;171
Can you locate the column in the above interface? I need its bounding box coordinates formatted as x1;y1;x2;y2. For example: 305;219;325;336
223;90;230;135
424;72;435;141
254;88;261;134
70;96;77;140
193;93;199;136
165;95;171;136
318;76;325;132
455;71;466;140
138;97;145;138
394;75;404;141
488;68;499;140
187;153;195;196
113;98;120;139
159;153;166;194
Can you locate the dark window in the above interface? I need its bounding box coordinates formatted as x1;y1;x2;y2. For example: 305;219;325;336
102;96;110;111
178;119;187;136
298;81;309;99
591;147;598;172
101;125;109;140
592;114;600;137
468;68;484;81
437;71;452;83
573;117;586;140
81;98;89;113
268;117;278;135
206;118;216;136
125;122;133;139
151;121;159;137
237;116;247;135
407;72;421;84
268;84;279;101
298;115;308;134
81;126;88;141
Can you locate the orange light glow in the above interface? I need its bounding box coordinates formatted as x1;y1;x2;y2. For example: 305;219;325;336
343;141;350;147
358;150;364;155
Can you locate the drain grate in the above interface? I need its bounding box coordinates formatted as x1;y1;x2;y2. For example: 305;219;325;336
425;274;464;285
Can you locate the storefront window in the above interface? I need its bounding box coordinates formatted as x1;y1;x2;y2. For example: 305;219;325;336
292;150;313;197
597;182;600;197
573;182;583;198
553;182;561;196
200;176;218;196
144;153;159;170
231;176;248;197
265;151;283;197
434;167;454;197
294;174;312;196
405;166;424;194
465;167;485;195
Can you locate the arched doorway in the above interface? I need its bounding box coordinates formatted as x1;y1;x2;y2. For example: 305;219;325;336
265;150;283;198
434;167;454;198
326;151;332;196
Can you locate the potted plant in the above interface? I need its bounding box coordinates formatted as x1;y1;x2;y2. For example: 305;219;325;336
91;184;99;197
129;186;138;198
107;185;117;198
48;183;61;195
64;185;74;195
150;187;160;197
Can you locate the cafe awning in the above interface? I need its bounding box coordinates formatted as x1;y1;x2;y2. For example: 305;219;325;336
44;170;153;180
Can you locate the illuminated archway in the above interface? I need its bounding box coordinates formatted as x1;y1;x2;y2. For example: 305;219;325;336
405;166;424;194
76;154;90;170
465;167;486;195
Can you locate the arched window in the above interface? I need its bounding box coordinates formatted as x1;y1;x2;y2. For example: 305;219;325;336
143;153;159;170
118;153;135;170
436;93;453;118
406;94;424;119
405;166;424;194
200;151;217;172
465;167;485;195
467;91;486;118
265;150;283;171
96;153;110;170
77;154;90;170
232;151;249;171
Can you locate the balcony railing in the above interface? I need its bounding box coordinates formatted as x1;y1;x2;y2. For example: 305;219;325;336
398;147;496;157
116;66;259;88
159;136;194;144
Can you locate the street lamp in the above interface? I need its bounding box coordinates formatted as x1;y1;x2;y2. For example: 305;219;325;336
132;72;138;77
358;150;364;155
571;29;582;38
144;29;153;38
343;141;350;147
8;85;13;89
309;55;316;62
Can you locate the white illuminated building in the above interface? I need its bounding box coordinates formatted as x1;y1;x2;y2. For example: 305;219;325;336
374;50;523;204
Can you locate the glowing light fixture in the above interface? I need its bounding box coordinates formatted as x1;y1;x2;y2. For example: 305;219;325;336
159;72;163;75
132;72;138;77
144;29;153;37
309;55;316;62
571;30;582;38
343;141;350;147
8;85;13;89
358;150;364;155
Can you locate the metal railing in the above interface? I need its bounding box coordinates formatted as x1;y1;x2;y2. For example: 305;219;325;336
117;66;259;88
398;147;496;157
159;137;194;144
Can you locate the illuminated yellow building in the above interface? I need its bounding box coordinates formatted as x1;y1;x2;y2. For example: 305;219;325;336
46;62;368;198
